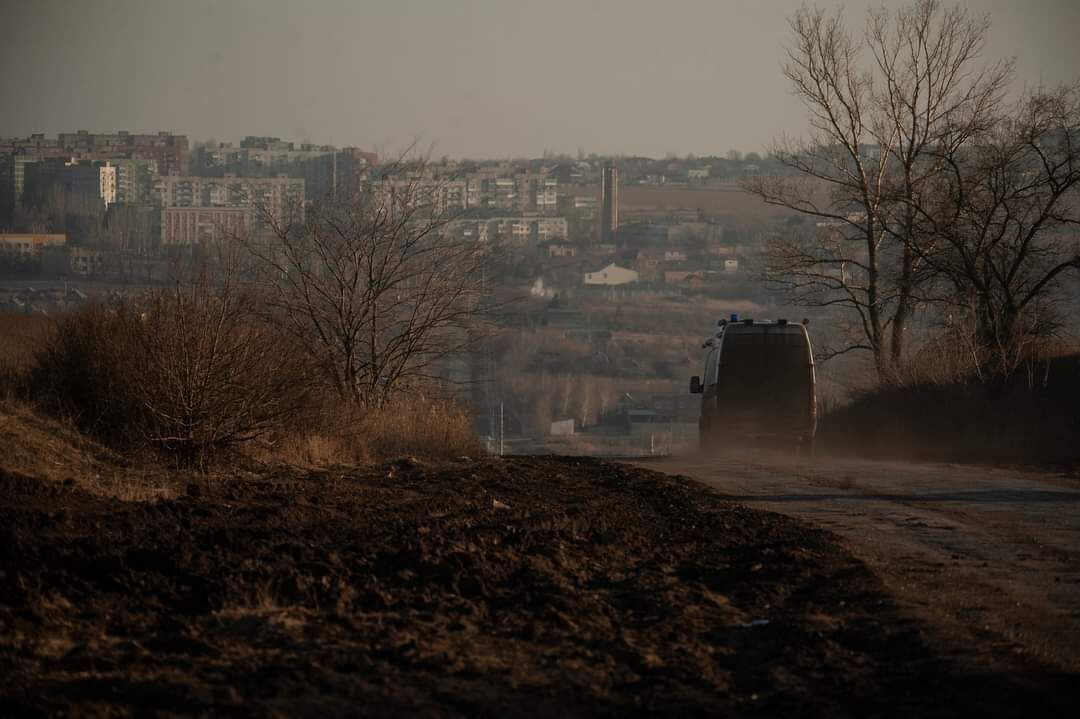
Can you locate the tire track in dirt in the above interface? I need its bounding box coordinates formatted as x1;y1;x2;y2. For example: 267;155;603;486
636;452;1080;678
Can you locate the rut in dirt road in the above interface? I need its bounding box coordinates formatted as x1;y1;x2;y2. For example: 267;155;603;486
641;452;1080;680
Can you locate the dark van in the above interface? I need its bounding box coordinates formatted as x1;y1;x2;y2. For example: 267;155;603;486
689;318;817;453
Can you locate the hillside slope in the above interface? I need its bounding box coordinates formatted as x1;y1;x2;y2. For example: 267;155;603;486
2;441;1074;715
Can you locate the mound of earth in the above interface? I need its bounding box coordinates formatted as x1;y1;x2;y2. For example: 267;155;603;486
0;402;118;484
0;401;182;502
0;456;1066;716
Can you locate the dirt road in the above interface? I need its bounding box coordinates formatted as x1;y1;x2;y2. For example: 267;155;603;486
638;453;1080;678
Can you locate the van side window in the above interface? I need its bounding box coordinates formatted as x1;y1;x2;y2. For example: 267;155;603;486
704;348;719;386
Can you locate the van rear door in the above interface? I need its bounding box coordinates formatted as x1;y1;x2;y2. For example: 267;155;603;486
715;326;812;433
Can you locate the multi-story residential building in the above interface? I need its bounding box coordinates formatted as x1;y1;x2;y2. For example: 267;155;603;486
372;164;558;215
156;174;304;216
54;130;189;174
61;161;104;203
13;155;62;205
491;177;516;210
514;172;558;213
459;170;558;213
239;136;295;152
523;216;567;242
22;159;112;208
111;159;158;204
99;164;117;206
192;139;376;200
446;216;567;245
376;176;467;214
195;140;312;172
1;134;67;162
161;207;248;246
2;131;184;210
155;175;304;246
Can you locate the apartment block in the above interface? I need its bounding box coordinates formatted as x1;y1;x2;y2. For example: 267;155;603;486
111;159;158;204
155;175;303;245
446;216;567;245
514;173;559;213
99;164;117;206
161;207;248;246
54;130;189;175
21;159;113;208
156;174;304;215
192;139;376;200
0;131;186;214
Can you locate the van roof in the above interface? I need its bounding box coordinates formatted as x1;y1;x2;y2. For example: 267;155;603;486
702;319;807;347
723;321;806;335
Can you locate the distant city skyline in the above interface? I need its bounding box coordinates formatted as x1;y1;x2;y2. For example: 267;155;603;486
2;0;1078;158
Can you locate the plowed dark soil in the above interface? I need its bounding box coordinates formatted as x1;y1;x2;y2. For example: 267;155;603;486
0;457;1073;717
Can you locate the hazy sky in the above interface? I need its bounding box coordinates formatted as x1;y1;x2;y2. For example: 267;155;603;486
2;0;1078;158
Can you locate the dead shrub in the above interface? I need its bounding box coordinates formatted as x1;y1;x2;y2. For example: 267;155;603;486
131;284;312;465
28;280;312;466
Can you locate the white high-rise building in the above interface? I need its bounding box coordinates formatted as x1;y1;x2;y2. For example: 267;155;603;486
99;163;117;207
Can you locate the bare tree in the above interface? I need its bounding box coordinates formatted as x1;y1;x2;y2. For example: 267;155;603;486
868;1;1012;368
242;161;493;408
744;0;1011;380
913;85;1080;379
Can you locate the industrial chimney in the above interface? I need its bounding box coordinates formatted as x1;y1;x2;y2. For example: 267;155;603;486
601;163;618;245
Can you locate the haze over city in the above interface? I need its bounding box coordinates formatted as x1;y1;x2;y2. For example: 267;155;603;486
2;1;1080;714
3;0;1079;157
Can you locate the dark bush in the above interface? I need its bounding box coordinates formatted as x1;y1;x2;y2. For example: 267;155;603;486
29;284;312;466
820;354;1080;465
29;305;141;440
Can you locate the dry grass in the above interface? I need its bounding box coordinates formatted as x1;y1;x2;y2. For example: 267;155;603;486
2;306;481;487
0;400;183;501
0;313;50;363
256;395;482;468
0;313;52;400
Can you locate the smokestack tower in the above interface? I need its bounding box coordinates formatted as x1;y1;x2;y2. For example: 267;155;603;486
601;163;619;244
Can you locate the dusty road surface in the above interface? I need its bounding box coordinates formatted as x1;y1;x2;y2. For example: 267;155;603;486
637;452;1080;679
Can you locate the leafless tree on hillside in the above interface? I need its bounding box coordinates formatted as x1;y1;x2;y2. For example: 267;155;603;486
240;159;495;408
911;85;1080;380
743;0;1012;380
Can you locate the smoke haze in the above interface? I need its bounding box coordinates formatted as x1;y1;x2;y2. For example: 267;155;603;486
3;0;1078;156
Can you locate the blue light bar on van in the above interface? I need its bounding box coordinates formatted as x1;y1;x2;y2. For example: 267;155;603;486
730;313;739;322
